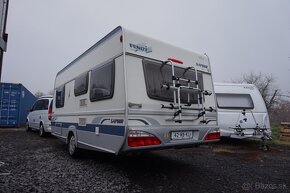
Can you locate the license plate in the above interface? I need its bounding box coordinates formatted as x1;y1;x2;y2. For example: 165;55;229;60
171;131;193;140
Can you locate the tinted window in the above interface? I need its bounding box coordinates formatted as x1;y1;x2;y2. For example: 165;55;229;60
216;93;254;109
143;59;204;104
90;61;115;102
32;99;49;111
74;72;89;96
56;85;65;108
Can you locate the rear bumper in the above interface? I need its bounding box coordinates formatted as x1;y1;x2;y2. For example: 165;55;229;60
121;125;220;152
220;127;271;139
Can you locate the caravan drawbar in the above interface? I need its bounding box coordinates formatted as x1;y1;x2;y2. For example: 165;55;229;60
51;26;219;156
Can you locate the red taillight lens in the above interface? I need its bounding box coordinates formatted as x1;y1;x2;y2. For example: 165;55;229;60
128;131;161;147
48;108;52;121
204;131;220;141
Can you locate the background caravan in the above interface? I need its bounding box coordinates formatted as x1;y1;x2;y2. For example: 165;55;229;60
52;26;219;156
214;83;272;144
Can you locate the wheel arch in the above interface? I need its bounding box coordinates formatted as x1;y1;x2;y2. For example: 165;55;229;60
66;125;78;145
39;121;44;128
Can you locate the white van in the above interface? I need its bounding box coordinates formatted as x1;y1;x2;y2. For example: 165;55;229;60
214;83;271;140
26;96;53;137
51;26;219;156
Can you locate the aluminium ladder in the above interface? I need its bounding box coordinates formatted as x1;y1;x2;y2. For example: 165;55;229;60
161;59;213;123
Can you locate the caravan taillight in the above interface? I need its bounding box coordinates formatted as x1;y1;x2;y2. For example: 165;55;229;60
168;58;183;64
128;131;161;147
204;130;220;141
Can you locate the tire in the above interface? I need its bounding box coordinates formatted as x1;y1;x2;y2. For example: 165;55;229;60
26;121;31;132
39;124;46;137
68;134;79;158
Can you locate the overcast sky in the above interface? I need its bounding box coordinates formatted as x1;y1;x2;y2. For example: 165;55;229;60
2;0;290;96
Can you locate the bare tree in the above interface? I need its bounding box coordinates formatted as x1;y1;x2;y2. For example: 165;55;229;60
232;72;280;111
34;91;45;98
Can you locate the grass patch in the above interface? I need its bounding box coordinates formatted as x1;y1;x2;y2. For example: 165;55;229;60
270;124;290;145
212;147;236;154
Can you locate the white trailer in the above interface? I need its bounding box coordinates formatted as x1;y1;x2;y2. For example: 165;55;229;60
214;83;272;142
51;26;219;156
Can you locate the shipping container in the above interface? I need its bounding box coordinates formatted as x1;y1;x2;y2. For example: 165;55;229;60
0;83;37;127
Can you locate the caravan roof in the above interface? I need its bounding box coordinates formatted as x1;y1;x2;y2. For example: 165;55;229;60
56;26;210;77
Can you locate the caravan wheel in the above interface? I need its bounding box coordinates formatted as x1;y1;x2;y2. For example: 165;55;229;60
68;134;79;157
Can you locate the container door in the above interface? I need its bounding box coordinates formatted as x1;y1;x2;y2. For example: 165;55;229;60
0;84;21;127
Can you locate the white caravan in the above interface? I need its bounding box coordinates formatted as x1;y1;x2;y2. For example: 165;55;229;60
51;26;219;156
214;83;271;140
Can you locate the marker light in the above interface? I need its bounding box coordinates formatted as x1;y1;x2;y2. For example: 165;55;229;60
204;130;220;141
128;130;161;147
168;58;183;64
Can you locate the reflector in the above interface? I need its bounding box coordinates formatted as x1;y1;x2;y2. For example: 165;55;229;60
204;131;220;141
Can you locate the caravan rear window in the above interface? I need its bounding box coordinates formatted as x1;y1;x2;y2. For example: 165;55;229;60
90;61;115;102
143;59;203;104
216;93;254;109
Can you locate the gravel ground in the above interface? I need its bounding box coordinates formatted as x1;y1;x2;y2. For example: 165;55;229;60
0;128;289;193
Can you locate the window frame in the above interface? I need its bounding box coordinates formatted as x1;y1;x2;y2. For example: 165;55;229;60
55;85;65;108
74;72;89;96
89;60;115;102
216;93;254;110
142;59;204;104
32;99;49;111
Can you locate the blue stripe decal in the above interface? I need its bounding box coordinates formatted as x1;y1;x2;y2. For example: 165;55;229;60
51;121;125;136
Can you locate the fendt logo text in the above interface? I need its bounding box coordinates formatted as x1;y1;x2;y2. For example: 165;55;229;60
129;43;152;53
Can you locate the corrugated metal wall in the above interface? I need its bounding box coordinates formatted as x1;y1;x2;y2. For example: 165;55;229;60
0;83;36;127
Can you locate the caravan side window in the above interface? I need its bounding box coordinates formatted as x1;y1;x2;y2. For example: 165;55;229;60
74;72;89;96
90;61;115;102
56;85;65;108
216;93;254;109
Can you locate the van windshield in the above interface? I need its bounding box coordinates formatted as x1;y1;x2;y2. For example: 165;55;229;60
216;93;254;109
143;59;203;104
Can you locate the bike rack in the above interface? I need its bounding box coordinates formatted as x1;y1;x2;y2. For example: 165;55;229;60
232;109;272;150
160;59;214;123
